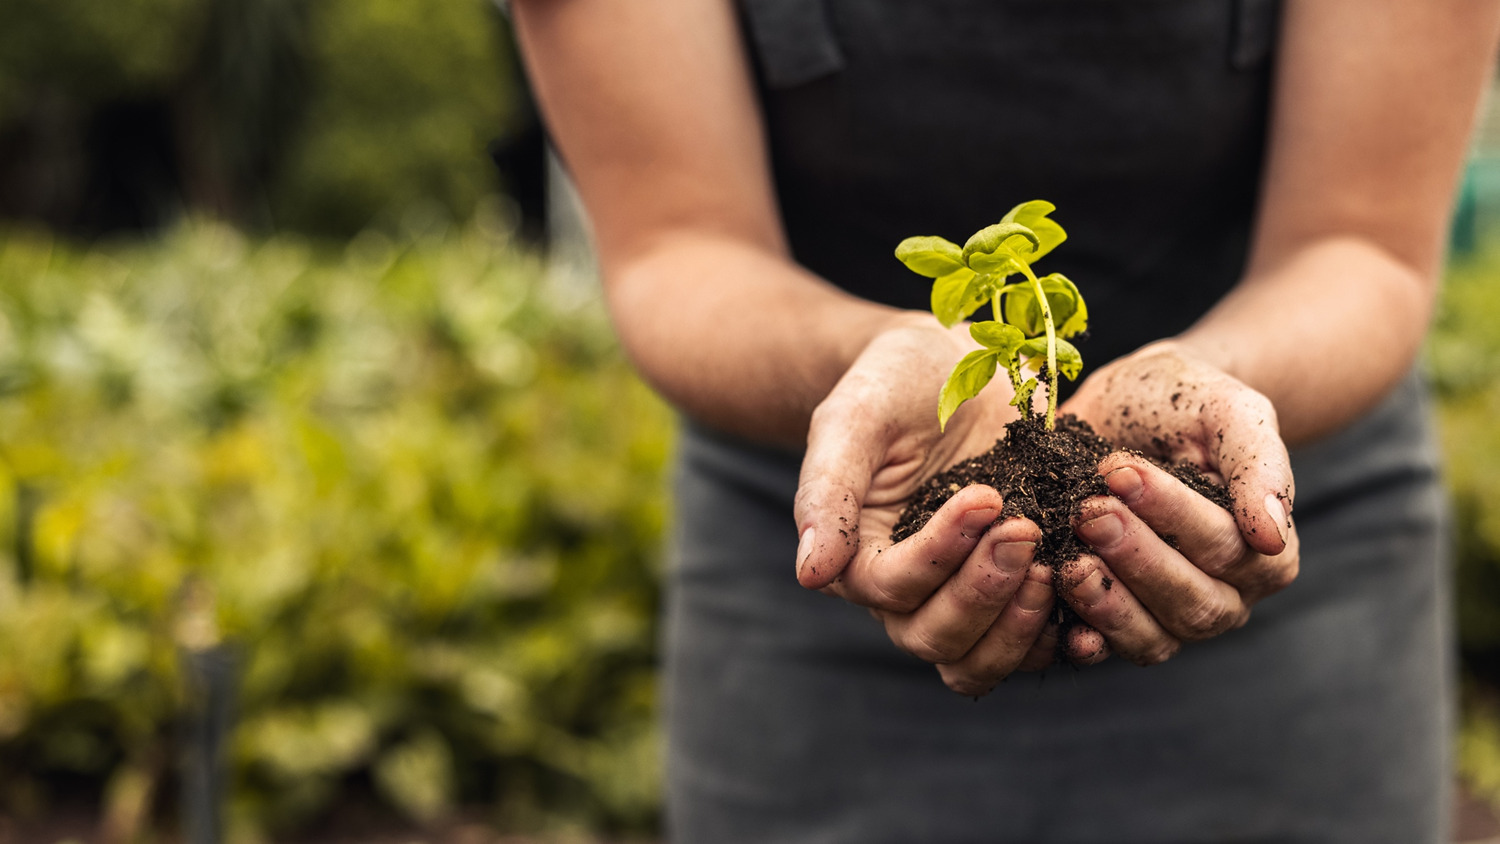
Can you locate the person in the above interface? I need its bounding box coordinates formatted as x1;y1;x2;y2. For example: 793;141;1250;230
510;1;1500;841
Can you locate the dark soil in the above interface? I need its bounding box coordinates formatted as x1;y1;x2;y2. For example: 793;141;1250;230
893;414;1113;566
890;413;1231;657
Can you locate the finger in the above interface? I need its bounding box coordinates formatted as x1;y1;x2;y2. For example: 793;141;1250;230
1098;453;1246;579
1065;624;1111;665
1097;453;1300;602
1057;554;1182;666
1018;615;1061;672
829;484;1005;611
937;562;1055;694
1203;389;1296;557
884;519;1040;664
1073;496;1249;641
793;398;883;589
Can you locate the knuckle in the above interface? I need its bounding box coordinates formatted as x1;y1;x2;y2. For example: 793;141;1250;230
1175;595;1235;641
1234;390;1276;422
866;578;922;613
902;628;962;665
1131;638;1181;666
1198;523;1248;576
939;667;993;697
1058;555;1098;591
808;395;850;431
954;568;1019;609
1266;555;1300;594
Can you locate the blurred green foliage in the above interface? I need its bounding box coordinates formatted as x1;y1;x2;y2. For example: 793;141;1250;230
1432;254;1500;646
270;0;517;235
0;0;518;235
0;210;671;839
0;0;202;116
1432;247;1500;808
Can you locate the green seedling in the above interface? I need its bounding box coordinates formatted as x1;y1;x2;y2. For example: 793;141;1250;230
894;200;1088;431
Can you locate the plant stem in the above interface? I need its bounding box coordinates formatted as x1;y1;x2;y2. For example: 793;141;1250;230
1017;263;1058;429
993;289;1027;405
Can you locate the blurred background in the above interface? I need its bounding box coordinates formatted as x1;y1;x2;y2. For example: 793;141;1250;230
4;2;1500;842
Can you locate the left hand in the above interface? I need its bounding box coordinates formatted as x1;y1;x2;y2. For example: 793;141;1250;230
1056;341;1301;665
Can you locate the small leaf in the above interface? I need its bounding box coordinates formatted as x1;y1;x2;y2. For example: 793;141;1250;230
1019;337;1083;380
969;321;1025;357
938;349;999;431
967;251;1016;274
1011;376;1038;412
1054;338;1083;380
961;222;1039;271
896;236;966;278
1001;200;1068;262
930;267;980;327
1003;276;1082;338
1040;273;1088;338
1002;284;1044;336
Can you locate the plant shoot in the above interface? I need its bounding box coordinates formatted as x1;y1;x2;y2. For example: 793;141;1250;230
894;200;1088;431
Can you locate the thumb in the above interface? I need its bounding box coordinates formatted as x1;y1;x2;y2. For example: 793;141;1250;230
793;402;882;590
1210;391;1295;557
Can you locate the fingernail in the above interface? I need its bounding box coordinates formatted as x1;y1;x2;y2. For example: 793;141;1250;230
992;540;1035;575
960;508;1000;538
1015;578;1052;612
1071;568;1109;606
1264;494;1288;544
796;527;815;579
1104;466;1144;505
1077;512;1123;548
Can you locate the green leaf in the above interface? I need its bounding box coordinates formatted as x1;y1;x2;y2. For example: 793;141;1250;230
968;321;1025;358
930;267;980;327
1000;200;1068;263
1002;275;1083;338
1019;337;1083;380
895;236;966;278
1011;376;1038;412
967;251;1016;275
938;349;999;431
1054;338;1083;380
1039;273;1088;338
961;222;1039;272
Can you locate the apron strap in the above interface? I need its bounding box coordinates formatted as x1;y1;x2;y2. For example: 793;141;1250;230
738;0;845;88
1230;0;1281;71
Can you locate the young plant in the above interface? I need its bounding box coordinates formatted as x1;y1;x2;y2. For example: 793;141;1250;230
894;200;1088;431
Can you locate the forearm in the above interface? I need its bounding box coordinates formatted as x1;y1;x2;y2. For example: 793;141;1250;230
1172;0;1500;446
1177;236;1434;445
512;0;910;443
605;231;906;445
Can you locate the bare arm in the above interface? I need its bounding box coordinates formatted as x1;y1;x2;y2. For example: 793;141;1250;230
1180;0;1500;444
517;0;1062;688
1056;0;1500;666
512;0;899;445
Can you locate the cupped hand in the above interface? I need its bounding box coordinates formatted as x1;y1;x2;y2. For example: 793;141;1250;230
793;315;1061;695
1058;341;1300;665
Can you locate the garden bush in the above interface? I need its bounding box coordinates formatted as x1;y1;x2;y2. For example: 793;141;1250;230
10;211;1500;835
1432;246;1500;807
0;208;671;840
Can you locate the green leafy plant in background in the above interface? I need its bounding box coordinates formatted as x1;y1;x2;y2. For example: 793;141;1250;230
1426;243;1500;816
0;0;520;236
894;200;1087;431
0;210;670;840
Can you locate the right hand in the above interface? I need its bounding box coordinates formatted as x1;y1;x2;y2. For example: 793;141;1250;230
793;315;1080;696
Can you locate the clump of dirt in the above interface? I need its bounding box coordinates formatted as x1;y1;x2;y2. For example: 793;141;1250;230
890;413;1231;658
893;414;1112;567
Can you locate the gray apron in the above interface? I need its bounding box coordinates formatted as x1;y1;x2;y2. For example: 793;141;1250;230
663;2;1453;842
